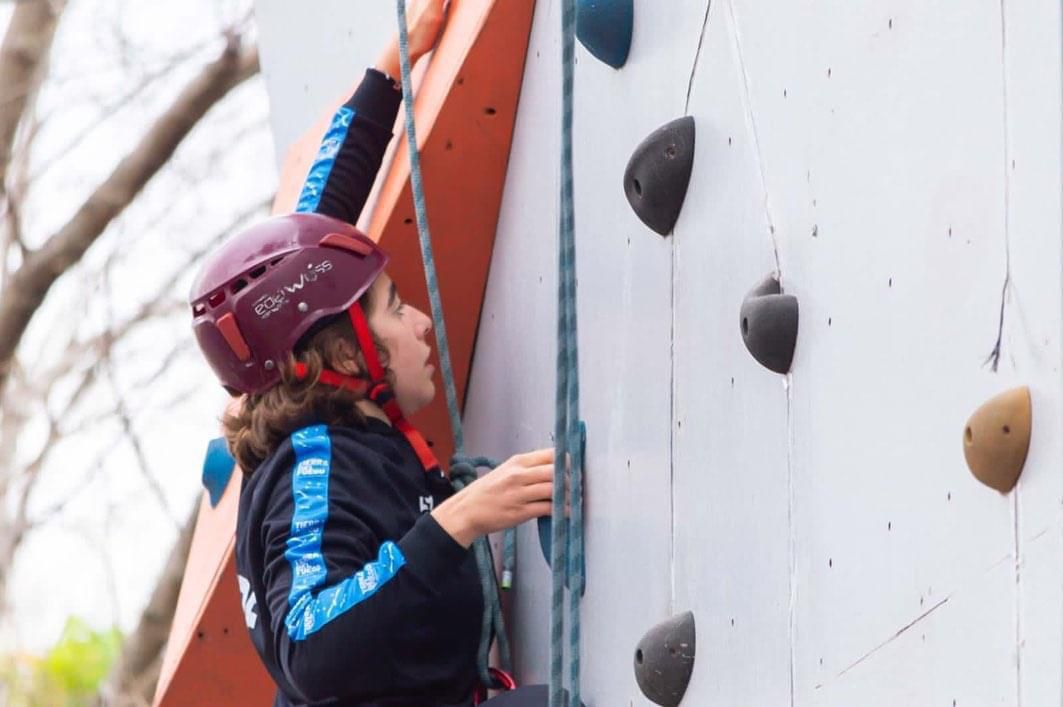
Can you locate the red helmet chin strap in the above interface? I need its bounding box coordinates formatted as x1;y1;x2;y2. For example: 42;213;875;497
292;303;442;476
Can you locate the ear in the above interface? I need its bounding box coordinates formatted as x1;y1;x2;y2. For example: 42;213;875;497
332;340;367;377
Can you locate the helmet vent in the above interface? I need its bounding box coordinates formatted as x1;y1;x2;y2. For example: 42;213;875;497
231;278;248;294
193;303;207;316
249;265;267;279
270;255;286;266
208;291;225;308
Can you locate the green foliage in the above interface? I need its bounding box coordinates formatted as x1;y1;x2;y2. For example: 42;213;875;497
0;616;123;707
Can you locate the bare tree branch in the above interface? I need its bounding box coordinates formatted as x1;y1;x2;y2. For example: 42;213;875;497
25;192;268;396
0;0;64;193
28;33;220;184
97;503;197;707
102;353;179;529
0;36;260;396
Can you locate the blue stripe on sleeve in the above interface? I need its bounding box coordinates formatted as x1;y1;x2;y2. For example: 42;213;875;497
282;425;407;642
295;106;356;214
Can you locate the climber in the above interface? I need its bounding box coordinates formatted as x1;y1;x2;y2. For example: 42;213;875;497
187;1;554;704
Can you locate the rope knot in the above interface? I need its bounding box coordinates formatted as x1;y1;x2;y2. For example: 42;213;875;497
448;455;499;492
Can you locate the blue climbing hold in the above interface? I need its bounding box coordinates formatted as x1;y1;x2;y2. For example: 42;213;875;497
201;437;235;507
537;421;587;596
576;0;633;69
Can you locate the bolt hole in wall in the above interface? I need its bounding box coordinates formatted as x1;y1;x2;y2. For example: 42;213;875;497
635;649;643;664
633;178;642;196
484;106;496;116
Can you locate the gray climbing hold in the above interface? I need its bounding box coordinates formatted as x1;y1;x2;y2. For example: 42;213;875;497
634;611;696;707
740;274;799;374
623;116;695;236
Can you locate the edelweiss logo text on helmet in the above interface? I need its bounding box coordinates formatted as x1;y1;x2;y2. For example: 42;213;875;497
252;260;333;319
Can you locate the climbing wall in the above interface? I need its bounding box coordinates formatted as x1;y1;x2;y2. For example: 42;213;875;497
255;1;1062;704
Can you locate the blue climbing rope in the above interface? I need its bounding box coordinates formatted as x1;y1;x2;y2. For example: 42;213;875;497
396;2;585;701
552;1;585;705
395;0;516;691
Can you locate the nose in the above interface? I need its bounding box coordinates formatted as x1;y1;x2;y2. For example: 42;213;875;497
416;306;433;338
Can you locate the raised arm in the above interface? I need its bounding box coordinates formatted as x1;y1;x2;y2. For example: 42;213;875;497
295;0;447;224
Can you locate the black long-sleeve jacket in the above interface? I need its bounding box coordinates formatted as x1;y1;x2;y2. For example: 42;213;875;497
234;68;483;707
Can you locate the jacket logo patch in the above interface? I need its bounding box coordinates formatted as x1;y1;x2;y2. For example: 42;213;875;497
419;495;434;513
238;574;258;630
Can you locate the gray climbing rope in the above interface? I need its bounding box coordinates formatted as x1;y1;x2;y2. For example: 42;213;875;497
551;1;585;705
395;0;519;692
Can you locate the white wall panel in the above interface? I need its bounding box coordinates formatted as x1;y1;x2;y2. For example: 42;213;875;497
463;0;705;702
1002;0;1063;702
671;2;792;704
254;0;397;164
252;1;1062;704
713;0;1054;703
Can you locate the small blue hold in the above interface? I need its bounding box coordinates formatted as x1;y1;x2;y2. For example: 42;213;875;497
201;437;236;508
576;0;633;69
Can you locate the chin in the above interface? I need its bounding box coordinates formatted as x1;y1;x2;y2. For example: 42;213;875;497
398;384;436;417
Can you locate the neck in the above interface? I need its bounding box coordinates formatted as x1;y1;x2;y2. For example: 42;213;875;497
356;399;392;426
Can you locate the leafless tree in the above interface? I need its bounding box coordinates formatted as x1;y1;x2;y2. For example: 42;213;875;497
0;0;271;702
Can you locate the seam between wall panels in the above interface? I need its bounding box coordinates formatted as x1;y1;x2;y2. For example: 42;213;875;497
670;185;677;618
998;0;1022;703
671;0;714;623
988;0;1014;374
685;1;713;115
726;0;780;275
724;0;794;703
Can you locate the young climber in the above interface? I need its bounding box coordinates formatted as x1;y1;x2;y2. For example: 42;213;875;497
188;2;554;704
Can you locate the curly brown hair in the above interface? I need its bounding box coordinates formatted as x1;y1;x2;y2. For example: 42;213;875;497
222;292;391;473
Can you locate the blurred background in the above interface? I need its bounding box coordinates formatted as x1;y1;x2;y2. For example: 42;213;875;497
0;1;274;703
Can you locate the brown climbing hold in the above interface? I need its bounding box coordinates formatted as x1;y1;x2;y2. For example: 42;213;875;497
963;386;1031;493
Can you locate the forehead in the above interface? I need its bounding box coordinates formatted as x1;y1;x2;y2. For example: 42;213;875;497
370;272;393;296
375;272;392;288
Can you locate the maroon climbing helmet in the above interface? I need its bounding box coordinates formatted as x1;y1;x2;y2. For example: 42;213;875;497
189;212;388;395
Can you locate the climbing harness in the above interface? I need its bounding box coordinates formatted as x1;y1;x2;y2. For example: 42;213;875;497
395;0;516;694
